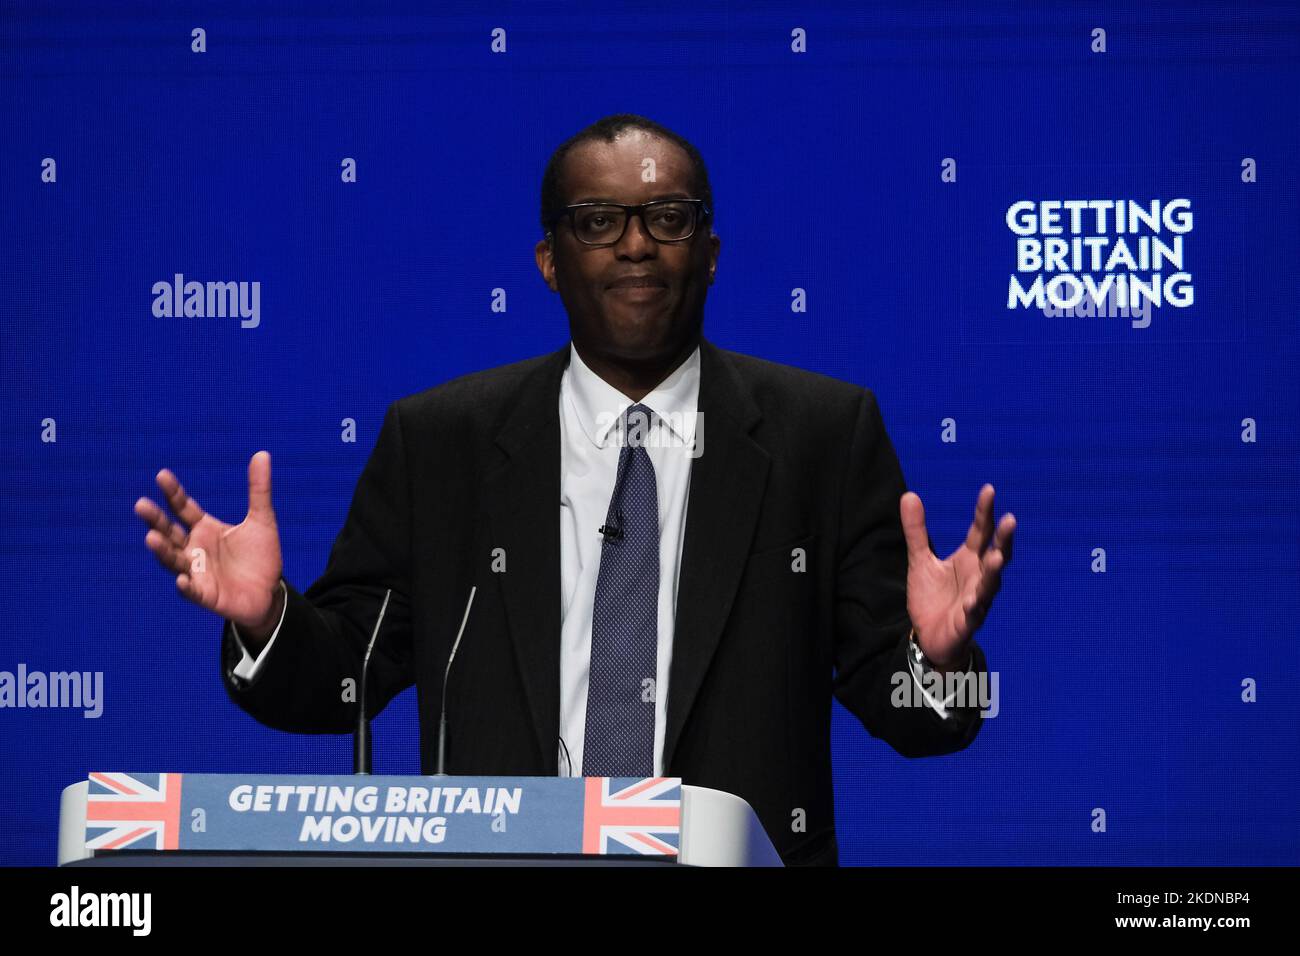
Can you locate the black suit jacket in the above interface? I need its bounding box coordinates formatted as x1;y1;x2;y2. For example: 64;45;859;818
222;336;988;865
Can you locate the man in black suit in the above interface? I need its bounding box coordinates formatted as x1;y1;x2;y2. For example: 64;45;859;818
135;114;1015;866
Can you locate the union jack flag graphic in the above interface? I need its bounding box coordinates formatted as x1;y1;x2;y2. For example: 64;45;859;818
582;777;680;856
85;772;183;852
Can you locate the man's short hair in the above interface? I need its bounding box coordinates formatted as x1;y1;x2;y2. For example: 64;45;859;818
539;113;715;240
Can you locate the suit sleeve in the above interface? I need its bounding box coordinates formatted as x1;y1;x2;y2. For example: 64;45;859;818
220;402;415;733
831;389;987;757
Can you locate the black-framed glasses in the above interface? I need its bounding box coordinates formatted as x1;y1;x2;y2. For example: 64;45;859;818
548;199;711;246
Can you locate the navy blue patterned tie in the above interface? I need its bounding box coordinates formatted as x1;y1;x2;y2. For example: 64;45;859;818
582;403;660;777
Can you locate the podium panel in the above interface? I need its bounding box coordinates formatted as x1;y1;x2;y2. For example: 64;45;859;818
59;773;782;867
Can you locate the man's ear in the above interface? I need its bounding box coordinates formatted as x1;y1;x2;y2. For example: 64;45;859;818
707;229;720;285
534;235;559;292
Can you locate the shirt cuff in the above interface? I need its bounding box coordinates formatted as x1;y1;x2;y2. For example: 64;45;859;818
907;632;973;721
229;580;288;684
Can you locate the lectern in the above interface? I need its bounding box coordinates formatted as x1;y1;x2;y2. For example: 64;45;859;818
58;772;782;867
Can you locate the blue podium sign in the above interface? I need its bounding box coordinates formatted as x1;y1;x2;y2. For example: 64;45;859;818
83;772;682;859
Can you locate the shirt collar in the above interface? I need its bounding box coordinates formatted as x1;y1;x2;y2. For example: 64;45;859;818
564;341;701;449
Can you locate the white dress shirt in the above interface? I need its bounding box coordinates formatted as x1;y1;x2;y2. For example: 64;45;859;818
229;343;967;772
556;342;700;776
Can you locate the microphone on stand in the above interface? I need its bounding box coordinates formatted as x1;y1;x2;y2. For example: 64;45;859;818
353;588;393;775
435;585;477;776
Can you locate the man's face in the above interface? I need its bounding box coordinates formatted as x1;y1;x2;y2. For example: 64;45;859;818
535;130;720;367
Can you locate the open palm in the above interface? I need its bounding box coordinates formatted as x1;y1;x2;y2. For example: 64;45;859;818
134;451;283;632
900;483;1015;670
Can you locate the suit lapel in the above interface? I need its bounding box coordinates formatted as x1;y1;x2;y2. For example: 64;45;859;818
483;343;570;770
663;338;770;770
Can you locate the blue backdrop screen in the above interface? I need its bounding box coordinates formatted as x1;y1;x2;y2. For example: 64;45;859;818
2;1;1298;866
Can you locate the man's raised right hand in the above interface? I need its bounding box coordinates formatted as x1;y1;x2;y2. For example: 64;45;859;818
134;451;285;643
